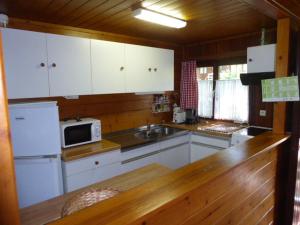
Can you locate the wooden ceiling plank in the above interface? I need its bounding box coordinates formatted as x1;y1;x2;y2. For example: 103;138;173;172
46;0;90;23
238;0;287;20
70;0;130;26
81;0;143;27
85;0;179;28
0;0;277;44
61;0;109;24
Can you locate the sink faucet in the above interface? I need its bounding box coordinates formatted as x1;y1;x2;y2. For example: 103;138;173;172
147;124;151;131
146;124;151;137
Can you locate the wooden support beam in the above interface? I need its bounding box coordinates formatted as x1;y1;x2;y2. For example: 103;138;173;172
273;18;291;134
0;30;20;225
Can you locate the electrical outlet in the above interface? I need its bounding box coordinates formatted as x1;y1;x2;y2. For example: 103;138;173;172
259;110;267;117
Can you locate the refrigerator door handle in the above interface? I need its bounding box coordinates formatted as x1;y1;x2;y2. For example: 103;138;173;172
14;155;59;160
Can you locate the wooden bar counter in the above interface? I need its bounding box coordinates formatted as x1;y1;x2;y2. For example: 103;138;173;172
48;132;289;225
20;164;172;225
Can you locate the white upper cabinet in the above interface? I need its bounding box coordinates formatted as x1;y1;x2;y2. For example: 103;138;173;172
125;44;174;93
91;40;126;94
2;28;50;99
2;28;174;98
247;44;276;73
47;34;92;96
125;44;155;93
152;48;174;92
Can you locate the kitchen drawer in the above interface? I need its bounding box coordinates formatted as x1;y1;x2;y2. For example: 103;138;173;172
121;142;160;161
63;149;121;176
159;134;190;150
191;134;230;148
64;162;121;192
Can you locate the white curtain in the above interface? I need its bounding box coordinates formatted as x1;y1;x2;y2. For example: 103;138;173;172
198;80;213;118
214;80;249;122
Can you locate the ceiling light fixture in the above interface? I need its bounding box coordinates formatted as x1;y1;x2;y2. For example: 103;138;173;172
132;8;187;29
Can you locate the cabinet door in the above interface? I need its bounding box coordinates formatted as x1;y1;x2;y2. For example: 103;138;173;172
152;48;174;92
247;44;276;73
47;34;92;96
2;28;49;99
121;152;160;173
94;162;122;183
91;40;126;94
159;143;190;169
125;44;155;92
190;143;221;163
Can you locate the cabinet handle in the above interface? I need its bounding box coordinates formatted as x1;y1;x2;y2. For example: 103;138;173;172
52;63;56;67
154;68;157;72
94;161;99;165
40;63;45;67
148;68;152;72
248;58;253;62
120;66;124;71
15;117;25;120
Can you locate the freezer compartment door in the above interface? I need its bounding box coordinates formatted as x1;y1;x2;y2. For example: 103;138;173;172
9;105;61;156
14;155;63;208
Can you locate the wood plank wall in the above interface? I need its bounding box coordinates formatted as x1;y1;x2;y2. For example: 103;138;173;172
184;29;277;128
6;18;182;133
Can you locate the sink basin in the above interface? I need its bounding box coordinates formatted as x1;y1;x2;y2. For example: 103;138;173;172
134;125;182;140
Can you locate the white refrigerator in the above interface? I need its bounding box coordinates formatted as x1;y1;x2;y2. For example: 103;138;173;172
9;101;63;208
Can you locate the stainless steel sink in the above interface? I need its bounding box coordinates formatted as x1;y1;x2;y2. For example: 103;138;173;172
134;125;183;140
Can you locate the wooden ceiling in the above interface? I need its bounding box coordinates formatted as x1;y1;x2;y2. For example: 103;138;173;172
0;0;276;44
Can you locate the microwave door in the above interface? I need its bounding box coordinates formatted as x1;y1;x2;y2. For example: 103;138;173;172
64;123;92;147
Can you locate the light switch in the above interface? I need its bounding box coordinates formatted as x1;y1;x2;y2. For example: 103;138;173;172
259;110;267;117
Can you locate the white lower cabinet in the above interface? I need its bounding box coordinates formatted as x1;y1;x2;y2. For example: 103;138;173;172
159;143;190;169
62;134;231;192
62;149;121;192
190;134;230;163
121;135;190;172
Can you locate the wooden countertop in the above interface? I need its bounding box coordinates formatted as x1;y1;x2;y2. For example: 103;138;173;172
61;139;121;162
166;121;245;138
20;163;172;225
48;132;289;225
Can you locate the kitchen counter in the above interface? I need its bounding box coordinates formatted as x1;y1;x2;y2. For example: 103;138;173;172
103;125;189;152
61;139;120;162
166;120;245;138
20;163;172;225
62;122;243;162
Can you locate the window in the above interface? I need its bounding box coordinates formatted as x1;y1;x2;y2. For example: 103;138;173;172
197;63;249;122
196;67;214;118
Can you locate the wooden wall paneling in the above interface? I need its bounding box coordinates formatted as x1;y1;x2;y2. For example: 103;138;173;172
273;18;291;134
0;30;20;225
48;132;289;225
249;85;274;128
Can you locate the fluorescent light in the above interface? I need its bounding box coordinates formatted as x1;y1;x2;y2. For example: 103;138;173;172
133;8;187;29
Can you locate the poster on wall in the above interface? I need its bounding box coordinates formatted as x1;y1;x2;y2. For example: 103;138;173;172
261;76;300;102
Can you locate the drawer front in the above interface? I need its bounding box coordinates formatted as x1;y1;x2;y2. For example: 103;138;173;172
63;169;95;192
159;134;190;150
63;149;121;176
64;162;121;192
191;134;230;148
121;142;160;161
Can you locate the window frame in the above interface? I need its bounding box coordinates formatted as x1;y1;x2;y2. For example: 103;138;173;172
196;57;247;122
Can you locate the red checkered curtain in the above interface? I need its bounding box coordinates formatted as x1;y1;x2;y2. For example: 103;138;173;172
180;60;198;110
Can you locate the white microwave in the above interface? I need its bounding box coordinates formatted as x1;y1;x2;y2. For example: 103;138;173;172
60;118;101;148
